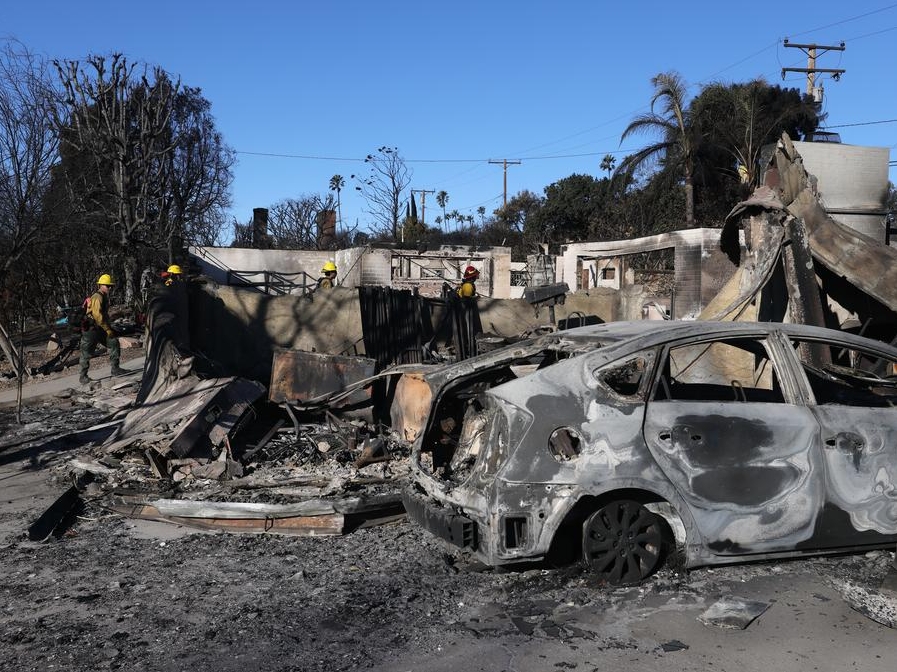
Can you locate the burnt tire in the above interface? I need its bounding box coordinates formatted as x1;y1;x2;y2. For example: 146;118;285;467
582;499;664;585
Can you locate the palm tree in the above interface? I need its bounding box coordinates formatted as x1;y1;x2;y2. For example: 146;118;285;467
619;71;696;226
448;209;461;232
436;190;449;230
600;154;616;179
329;174;345;226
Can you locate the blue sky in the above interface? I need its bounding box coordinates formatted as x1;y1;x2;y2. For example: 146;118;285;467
4;1;896;239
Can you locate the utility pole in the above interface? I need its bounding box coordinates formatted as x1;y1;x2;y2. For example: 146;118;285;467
411;188;434;224
489;159;521;208
781;39;846;103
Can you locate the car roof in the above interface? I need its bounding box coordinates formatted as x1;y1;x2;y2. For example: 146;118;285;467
422;320;897;387
559;320;897;355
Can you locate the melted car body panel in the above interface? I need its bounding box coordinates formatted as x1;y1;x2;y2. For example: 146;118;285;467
811;405;897;537
643;403;822;553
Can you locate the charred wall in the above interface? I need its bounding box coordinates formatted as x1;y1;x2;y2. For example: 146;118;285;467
188;283;365;384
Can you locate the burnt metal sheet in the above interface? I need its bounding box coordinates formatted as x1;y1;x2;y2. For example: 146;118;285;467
110;375;264;457
168;377;265;457
726;133;897;317
268;349;377;407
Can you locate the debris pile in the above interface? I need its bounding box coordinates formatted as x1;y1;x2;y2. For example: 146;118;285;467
27;283;416;540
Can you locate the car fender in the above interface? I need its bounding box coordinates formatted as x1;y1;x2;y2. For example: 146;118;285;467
545;477;704;564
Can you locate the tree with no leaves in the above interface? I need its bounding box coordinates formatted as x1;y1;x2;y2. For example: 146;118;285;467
352;147;411;240
619;71;697;226
53;53;180;303
0;40;59;379
267;194;330;249
158;86;235;257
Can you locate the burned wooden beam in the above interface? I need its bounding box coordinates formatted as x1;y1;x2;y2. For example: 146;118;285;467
27;472;94;541
782;215;831;367
102;490;405;536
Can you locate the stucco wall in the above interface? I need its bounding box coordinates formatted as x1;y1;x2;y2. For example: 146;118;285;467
191;244;514;298
558;228;736;320
188;280;636;385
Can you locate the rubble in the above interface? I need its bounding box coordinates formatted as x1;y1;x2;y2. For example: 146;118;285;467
697;597;770;629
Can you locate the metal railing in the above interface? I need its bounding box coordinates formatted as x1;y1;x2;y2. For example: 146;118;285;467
225;270;317;296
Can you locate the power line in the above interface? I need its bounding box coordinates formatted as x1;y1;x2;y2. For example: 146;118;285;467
825;118;897;128
235;125;894;165
236;151;365;162
787;2;897;39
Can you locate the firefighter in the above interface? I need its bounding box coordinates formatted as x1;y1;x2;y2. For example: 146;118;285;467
161;264;183;286
79;273;125;384
457;265;479;298
317;261;338;290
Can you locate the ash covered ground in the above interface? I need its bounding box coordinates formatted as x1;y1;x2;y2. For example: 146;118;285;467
2;401;896;672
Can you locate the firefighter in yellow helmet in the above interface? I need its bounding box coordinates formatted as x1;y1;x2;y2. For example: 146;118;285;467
163;263;183;287
79;273;125;385
457;265;479;299
317;260;338;290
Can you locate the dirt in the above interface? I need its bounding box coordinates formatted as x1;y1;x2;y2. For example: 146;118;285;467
2;402;896;672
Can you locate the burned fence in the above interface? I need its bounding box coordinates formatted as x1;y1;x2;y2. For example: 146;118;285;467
359;286;431;368
358;285;482;369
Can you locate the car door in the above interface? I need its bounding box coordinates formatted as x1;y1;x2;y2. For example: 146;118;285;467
785;335;897;548
642;334;824;555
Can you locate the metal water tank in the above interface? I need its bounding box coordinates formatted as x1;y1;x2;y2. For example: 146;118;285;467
792;141;890;243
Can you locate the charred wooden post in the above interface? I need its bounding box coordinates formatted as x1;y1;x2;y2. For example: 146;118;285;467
782;216;831;367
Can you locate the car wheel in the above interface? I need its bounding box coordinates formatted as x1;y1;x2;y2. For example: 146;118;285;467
582;499;664;585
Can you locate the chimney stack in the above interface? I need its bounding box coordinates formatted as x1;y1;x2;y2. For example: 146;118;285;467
252;208;269;249
319;209;336;249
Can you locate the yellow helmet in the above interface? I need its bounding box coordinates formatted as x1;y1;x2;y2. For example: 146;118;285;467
322;261;337;273
167;264;183;275
97;273;114;286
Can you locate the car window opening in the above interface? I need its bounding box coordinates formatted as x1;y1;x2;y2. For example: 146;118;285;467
653;338;785;403
791;339;897;407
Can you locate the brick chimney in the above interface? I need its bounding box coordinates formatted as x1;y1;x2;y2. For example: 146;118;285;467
252;208;269;249
318;209;336;249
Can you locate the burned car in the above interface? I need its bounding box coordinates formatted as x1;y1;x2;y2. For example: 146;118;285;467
401;321;897;584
